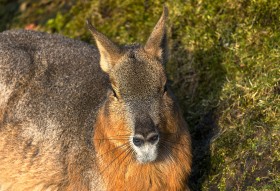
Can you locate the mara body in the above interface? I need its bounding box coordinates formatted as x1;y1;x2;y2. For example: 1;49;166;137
0;8;191;191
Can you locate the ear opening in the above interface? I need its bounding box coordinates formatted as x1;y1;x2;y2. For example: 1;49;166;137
86;19;122;73
144;6;168;65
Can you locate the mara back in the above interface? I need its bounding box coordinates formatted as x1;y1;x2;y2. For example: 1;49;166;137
0;7;191;191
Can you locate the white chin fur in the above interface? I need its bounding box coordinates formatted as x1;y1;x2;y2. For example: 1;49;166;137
133;144;158;164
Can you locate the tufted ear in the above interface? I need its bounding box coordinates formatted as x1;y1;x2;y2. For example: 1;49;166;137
144;6;168;64
87;19;122;73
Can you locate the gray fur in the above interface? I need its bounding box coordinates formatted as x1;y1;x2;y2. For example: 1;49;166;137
0;29;109;129
0;7;191;190
0;29;109;189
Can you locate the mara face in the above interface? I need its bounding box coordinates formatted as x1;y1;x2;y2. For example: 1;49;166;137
89;7;190;169
89;8;191;190
107;47;167;163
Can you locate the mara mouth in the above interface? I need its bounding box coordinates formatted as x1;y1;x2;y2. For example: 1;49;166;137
130;137;159;164
133;144;159;164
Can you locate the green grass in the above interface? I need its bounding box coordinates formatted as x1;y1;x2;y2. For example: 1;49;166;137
1;0;279;190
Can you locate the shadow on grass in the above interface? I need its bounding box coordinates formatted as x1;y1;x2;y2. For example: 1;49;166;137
170;43;227;191
188;46;226;191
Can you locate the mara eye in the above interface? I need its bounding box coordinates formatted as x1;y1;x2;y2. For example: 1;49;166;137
163;84;167;93
112;88;118;98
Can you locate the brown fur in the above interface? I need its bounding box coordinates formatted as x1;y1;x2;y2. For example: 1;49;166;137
0;7;191;191
0;123;63;190
93;94;191;191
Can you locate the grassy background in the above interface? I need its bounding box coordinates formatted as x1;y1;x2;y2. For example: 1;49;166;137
1;0;279;190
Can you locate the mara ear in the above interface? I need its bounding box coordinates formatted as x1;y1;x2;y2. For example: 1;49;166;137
144;6;168;64
86;19;122;73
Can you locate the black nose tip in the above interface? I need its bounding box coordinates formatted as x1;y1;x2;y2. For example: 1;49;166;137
133;137;144;147
132;133;159;147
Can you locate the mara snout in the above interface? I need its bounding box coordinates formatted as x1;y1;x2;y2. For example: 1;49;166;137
0;7;192;191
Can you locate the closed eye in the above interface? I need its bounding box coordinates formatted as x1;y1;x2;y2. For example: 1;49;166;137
163;84;167;93
112;88;118;98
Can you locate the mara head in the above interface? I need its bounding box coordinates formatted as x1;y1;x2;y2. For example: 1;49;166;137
88;7;187;164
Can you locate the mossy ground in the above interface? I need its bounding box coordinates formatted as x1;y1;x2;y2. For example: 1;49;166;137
1;0;279;190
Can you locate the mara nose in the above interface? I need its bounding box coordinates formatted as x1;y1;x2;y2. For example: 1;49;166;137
132;132;159;147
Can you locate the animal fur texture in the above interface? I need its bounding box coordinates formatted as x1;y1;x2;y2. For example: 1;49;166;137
0;7;191;191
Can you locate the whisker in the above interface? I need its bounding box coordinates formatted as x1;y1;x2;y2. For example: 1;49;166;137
160;142;187;169
127;148;135;163
103;146;133;181
93;138;129;141
94;134;131;138
122;148;135;179
160;139;184;153
99;145;131;176
160;143;175;162
160;138;189;146
98;134;130;137
92;144;131;190
95;143;130;160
